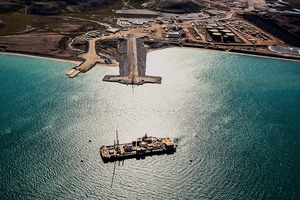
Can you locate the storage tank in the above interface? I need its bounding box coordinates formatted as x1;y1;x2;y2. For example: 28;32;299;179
212;32;222;40
226;33;235;40
208;29;219;35
210;29;219;32
221;30;232;34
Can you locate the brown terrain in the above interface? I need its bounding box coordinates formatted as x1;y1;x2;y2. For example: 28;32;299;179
0;31;75;59
0;12;109;60
0;0;299;65
0;0;119;14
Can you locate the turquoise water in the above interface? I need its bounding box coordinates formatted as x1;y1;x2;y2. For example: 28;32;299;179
0;50;299;199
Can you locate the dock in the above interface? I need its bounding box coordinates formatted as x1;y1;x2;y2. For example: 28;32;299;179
65;38;117;78
66;34;161;84
65;68;80;78
103;34;162;85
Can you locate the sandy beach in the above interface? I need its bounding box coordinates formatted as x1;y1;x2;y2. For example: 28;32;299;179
0;52;81;65
1;45;299;75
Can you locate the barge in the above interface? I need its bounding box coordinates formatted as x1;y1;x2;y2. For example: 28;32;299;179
100;132;176;162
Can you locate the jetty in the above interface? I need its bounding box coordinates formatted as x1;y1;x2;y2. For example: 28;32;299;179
103;34;161;85
65;33;161;84
65;38;117;78
100;132;176;163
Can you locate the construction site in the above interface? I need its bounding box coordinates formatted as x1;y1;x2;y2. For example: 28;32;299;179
2;0;298;84
64;3;300;84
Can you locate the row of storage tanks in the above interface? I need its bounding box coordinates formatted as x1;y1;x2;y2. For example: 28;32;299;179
206;26;235;41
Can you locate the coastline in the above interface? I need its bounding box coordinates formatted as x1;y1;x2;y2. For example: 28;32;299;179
0;51;81;65
181;46;300;63
1;45;300;65
147;45;300;63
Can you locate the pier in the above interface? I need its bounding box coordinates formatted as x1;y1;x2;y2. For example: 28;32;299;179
103;34;161;85
66;38;117;78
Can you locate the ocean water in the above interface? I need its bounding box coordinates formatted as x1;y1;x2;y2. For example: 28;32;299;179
0;49;299;200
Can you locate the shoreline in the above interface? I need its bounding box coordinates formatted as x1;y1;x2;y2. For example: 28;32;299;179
0;51;81;65
147;45;300;63
1;46;300;65
179;46;300;63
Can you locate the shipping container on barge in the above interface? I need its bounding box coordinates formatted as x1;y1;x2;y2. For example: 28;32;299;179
100;131;177;162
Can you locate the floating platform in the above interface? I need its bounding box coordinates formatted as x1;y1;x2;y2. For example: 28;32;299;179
100;133;176;162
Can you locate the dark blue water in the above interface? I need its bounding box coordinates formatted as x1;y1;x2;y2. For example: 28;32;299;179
0;50;299;199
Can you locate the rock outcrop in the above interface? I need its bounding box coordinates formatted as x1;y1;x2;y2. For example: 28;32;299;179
0;20;5;28
26;3;63;15
0;0;118;14
148;0;204;13
0;2;21;13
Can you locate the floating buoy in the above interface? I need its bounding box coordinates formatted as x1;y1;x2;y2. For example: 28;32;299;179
190;159;193;162
81;160;84;162
89;140;91;142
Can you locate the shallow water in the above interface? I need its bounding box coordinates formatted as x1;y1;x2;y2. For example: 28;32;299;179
0;49;299;199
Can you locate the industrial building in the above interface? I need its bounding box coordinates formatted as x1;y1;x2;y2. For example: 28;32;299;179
119;18;154;26
203;10;222;16
167;32;180;38
106;28;120;34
